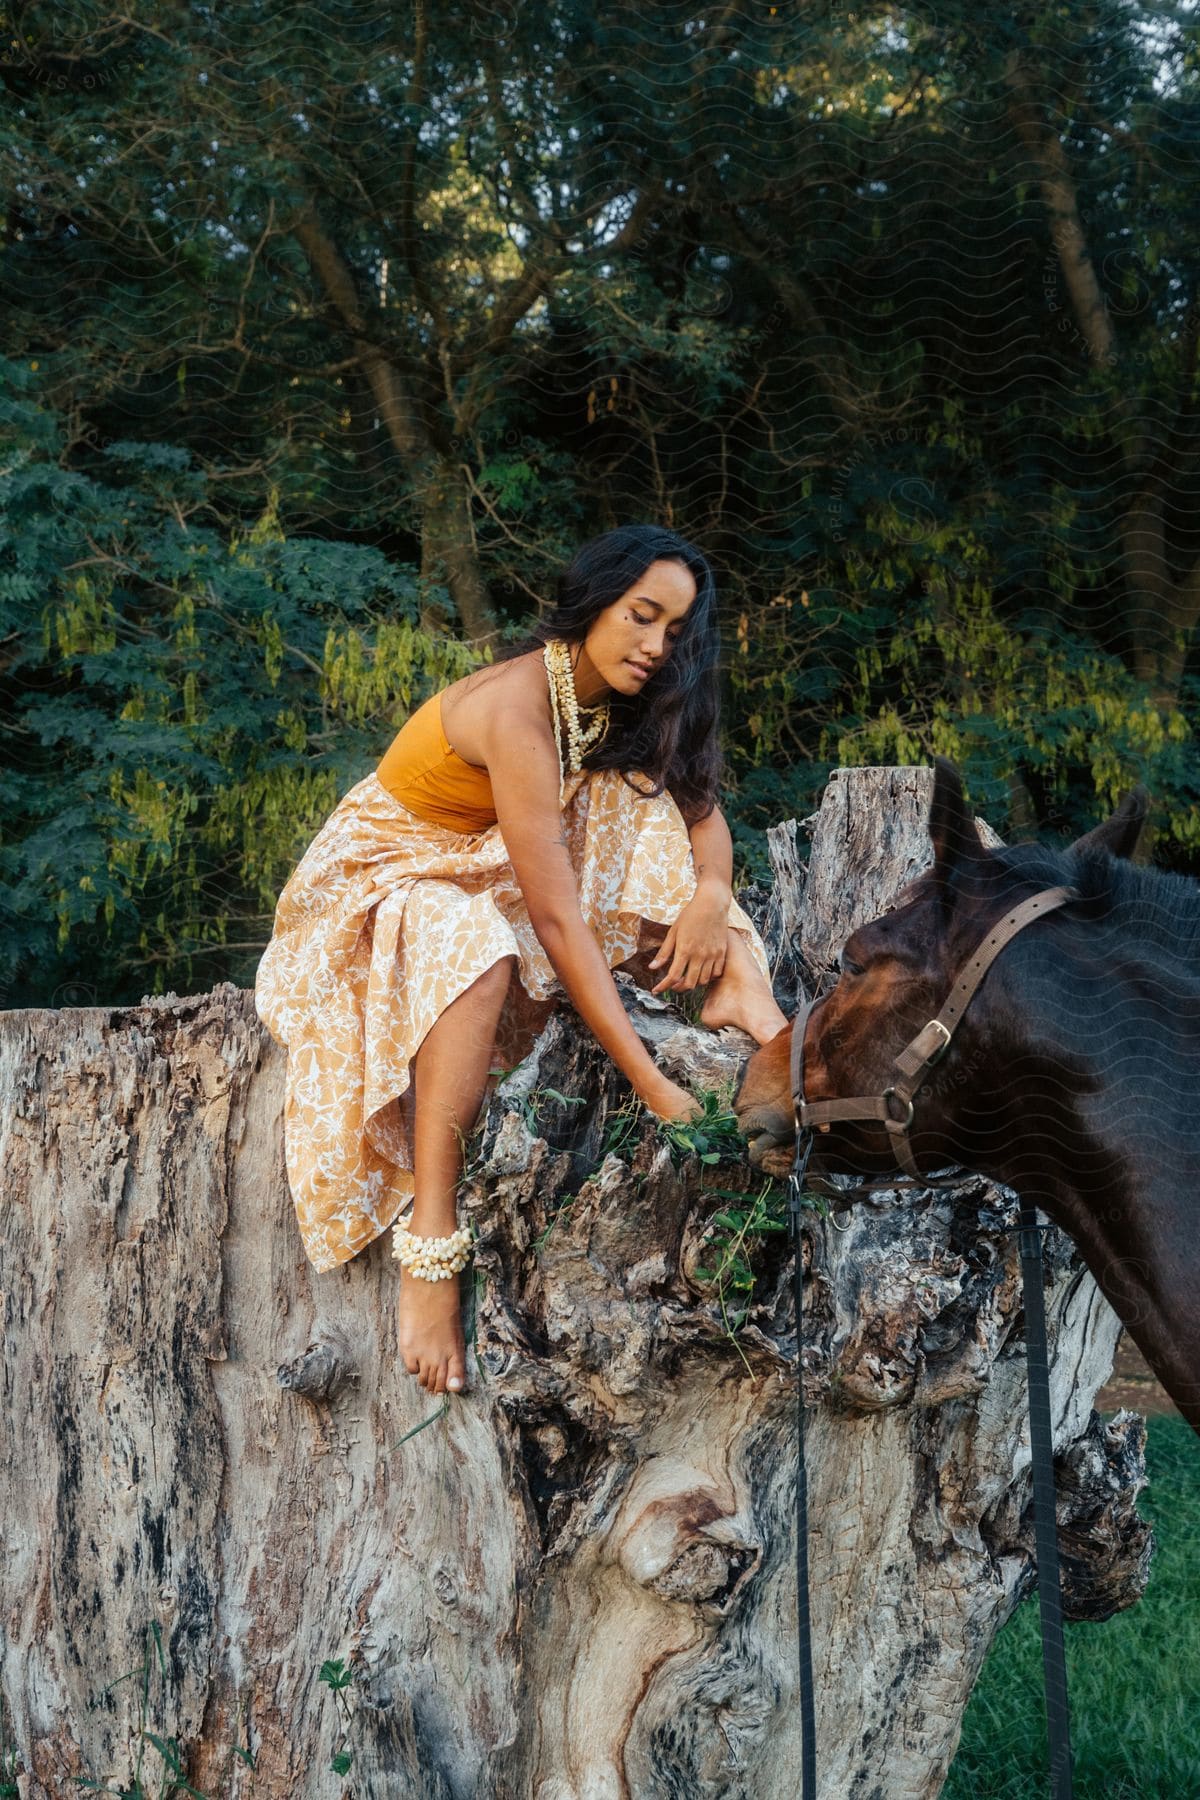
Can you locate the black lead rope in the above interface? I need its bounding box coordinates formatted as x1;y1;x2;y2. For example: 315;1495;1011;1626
788;1134;817;1800
787;1141;1073;1799
1017;1203;1075;1799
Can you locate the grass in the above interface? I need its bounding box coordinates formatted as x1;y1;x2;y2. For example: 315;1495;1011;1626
943;1412;1200;1800
690;1176;791;1366
0;1617;262;1796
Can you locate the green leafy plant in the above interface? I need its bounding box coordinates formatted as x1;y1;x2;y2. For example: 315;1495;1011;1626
690;1177;791;1369
317;1658;357;1778
600;1088;646;1162
515;1084;587;1139
653;1083;747;1170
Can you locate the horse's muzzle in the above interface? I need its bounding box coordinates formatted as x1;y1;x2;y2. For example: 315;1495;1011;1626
743;1121;797;1171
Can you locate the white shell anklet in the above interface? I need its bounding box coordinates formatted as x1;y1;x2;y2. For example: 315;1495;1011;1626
392;1221;473;1280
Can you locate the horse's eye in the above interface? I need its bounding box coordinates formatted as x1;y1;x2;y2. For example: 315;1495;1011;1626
840;956;864;977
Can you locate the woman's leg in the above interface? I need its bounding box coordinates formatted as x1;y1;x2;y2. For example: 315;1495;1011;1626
621;919;786;1046
698;926;789;1044
399;953;517;1396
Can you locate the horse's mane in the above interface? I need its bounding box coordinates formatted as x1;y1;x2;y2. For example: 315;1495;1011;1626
981;838;1200;964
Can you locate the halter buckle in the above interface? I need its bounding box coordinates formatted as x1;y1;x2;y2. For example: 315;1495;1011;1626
923;1019;952;1065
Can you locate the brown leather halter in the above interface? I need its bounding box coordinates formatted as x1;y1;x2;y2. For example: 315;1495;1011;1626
788;883;1080;1188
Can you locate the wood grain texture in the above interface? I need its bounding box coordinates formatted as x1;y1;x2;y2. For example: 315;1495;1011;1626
0;765;1150;1798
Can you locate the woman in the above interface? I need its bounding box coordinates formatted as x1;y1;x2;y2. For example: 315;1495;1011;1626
254;525;787;1401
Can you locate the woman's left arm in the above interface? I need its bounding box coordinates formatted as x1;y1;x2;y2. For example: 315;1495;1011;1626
649;803;734;994
686;803;733;903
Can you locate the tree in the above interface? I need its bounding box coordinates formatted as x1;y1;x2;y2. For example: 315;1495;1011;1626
1001;24;1200;712
5;0;1200;1005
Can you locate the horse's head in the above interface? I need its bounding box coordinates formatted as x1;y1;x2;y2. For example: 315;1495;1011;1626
734;757;1149;1181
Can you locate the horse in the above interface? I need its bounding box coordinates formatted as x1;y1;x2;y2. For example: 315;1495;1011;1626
733;756;1200;1435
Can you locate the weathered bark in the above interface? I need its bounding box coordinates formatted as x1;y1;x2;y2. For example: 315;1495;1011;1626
0;767;1151;1798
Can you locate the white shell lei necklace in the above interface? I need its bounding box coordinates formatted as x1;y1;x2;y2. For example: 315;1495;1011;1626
543;638;611;787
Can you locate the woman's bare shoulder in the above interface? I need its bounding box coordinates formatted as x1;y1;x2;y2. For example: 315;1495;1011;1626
440;650;551;767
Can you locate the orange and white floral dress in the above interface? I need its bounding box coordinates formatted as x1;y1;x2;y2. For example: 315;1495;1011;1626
253;679;772;1274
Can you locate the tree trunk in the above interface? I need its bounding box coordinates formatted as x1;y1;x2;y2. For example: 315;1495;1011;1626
0;767;1151;1798
418;462;495;648
292;206;496;644
1002;51;1200;715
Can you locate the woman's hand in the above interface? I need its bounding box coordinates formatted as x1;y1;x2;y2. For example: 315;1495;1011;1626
639;1075;705;1124
648;889;729;995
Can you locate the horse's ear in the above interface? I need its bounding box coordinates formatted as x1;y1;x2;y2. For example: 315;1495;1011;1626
927;757;988;898
1067;783;1150;862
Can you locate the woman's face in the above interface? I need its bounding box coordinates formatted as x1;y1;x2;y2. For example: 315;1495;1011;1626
571;559;699;706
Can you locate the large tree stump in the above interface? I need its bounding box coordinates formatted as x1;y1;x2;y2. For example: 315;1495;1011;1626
1;767;1151;1799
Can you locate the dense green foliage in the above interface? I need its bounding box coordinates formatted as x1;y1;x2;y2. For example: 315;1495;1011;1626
2;2;1198;1003
0;358;483;1002
945;1411;1200;1799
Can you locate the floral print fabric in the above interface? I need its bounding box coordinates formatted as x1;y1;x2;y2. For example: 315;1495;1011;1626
254;765;771;1273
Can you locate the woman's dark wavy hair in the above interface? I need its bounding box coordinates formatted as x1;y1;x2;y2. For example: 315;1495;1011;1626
490;525;724;826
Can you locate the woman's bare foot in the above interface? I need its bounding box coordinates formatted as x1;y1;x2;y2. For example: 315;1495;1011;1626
397;1268;469;1396
699;928;789;1046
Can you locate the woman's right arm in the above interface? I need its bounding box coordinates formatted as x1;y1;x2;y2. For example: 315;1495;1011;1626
482;698;695;1118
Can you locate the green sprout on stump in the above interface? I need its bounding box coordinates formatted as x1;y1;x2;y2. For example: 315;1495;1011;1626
317;1658;357;1778
59;1617;259;1797
652;1082;747;1170
600;1088;645;1162
691;1177;790;1366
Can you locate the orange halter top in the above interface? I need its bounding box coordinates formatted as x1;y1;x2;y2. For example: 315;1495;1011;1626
376;689;499;833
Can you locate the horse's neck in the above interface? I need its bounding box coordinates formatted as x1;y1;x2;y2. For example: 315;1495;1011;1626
993;958;1200;1204
1032;1158;1200;1432
967;957;1200;1428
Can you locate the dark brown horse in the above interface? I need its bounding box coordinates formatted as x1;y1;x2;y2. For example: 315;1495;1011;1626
734;757;1200;1434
